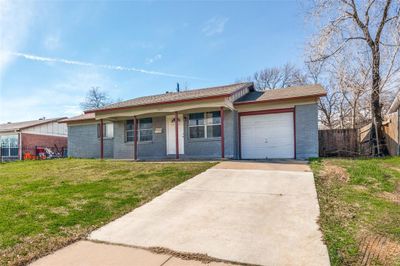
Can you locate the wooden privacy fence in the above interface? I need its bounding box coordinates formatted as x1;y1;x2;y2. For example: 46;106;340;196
319;129;360;157
319;114;399;157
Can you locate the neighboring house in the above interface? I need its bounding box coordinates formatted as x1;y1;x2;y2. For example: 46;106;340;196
61;82;326;160
0;118;68;161
383;91;400;156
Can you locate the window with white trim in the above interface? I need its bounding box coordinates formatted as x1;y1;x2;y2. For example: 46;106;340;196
0;135;18;157
188;111;221;139
126;118;153;142
97;123;113;138
139;118;153;142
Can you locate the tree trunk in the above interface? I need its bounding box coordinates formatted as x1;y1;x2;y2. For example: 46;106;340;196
351;104;356;129
371;46;385;155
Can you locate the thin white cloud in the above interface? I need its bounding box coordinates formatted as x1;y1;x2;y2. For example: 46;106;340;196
145;54;162;64
0;0;35;75
43;34;61;50
8;51;202;80
202;17;229;37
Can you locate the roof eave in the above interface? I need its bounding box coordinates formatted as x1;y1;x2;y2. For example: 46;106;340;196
85;94;232;114
17;117;68;130
85;83;254;114
234;93;327;106
61;119;96;124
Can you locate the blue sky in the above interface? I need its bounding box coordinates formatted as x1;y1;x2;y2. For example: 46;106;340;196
0;0;310;123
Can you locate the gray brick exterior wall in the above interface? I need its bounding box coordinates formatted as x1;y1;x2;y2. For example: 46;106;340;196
112;121;133;159
183;110;235;159
67;105;318;160
137;116;167;159
113;117;167;159
68;123;113;158
295;103;319;159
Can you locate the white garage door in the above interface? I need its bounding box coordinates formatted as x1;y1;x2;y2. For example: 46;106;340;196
241;112;294;159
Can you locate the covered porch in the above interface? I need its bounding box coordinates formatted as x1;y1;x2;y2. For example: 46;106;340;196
94;99;235;160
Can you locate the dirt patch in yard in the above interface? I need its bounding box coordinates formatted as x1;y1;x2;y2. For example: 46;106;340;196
378;181;400;204
358;233;400;265
378;191;400;205
320;161;349;184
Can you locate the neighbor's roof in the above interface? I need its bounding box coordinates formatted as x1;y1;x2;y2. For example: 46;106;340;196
0;117;66;133
388;90;400;114
86;82;254;113
59;113;95;123
234;84;326;105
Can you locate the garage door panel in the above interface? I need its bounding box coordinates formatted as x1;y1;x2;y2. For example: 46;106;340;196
241;112;294;159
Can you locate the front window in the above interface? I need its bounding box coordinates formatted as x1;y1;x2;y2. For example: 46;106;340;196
0;135;19;157
189;111;221;139
139;118;153;142
126;120;135;142
126;118;153;142
97;123;113;138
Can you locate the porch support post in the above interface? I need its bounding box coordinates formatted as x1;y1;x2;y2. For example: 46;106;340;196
220;106;225;159
175;111;179;159
18;132;22;160
134;116;138;160
100;119;104;159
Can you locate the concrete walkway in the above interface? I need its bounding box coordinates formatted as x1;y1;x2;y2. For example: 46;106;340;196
88;161;329;266
31;161;330;266
31;241;230;266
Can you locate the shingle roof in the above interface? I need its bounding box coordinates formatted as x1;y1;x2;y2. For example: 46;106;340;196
0;117;66;133
87;82;254;113
59;113;95;123
234;84;326;104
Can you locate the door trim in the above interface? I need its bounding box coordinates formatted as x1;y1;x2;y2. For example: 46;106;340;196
238;108;296;159
166;114;184;155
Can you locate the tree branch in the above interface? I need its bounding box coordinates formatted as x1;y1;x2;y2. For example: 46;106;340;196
375;0;392;44
350;0;375;48
309;37;366;62
365;0;376;26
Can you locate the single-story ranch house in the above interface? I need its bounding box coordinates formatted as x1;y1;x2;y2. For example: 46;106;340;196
0;117;68;161
62;82;326;160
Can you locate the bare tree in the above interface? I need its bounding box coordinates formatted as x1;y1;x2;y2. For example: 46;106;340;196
246;63;308;90
319;89;340;129
307;0;400;155
80;87;112;110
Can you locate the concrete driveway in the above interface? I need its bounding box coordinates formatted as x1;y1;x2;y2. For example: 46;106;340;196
88;161;329;266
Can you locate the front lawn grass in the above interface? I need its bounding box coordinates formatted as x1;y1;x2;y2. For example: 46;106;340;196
0;159;216;265
310;157;400;266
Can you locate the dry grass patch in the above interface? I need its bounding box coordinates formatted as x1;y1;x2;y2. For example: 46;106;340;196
358;233;400;266
320;161;350;183
311;157;400;266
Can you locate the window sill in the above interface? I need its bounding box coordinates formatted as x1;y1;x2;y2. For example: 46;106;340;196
97;137;114;140
125;141;154;145
188;137;221;143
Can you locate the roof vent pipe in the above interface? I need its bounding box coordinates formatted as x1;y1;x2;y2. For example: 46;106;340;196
176;83;180;93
